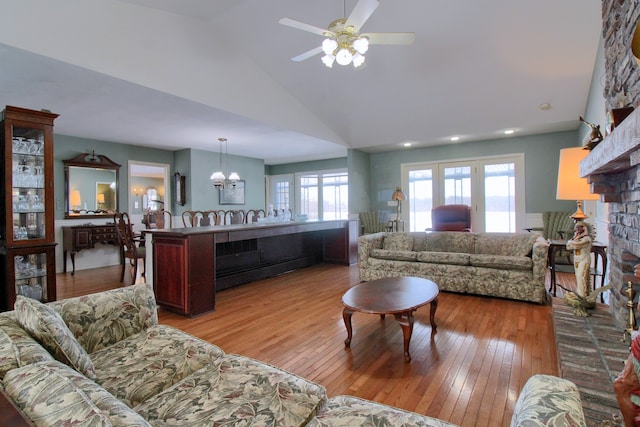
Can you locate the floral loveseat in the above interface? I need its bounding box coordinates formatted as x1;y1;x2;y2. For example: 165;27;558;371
359;231;549;303
0;284;584;426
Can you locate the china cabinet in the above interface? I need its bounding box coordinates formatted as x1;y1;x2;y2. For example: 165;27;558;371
0;106;58;310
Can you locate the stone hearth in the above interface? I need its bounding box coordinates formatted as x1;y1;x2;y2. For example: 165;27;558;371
552;297;627;426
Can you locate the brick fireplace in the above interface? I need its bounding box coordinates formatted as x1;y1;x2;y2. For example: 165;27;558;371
580;1;640;328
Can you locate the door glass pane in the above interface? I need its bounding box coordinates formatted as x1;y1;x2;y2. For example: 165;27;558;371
484;163;515;232
322;172;348;220
14;252;47;302
443;166;471;205
299;175;318;220
11;127;46;241
409;169;433;231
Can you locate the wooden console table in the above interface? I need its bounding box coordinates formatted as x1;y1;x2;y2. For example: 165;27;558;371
147;220;358;317
62;224;119;275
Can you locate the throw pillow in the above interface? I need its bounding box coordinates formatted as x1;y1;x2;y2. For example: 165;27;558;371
382;233;414;251
14;296;96;379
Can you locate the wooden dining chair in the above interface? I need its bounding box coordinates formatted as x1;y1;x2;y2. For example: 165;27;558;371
142;209;172;229
245;209;266;223
113;212;146;283
224;209;246;225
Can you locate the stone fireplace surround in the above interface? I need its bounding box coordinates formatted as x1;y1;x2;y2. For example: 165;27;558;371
581;106;640;328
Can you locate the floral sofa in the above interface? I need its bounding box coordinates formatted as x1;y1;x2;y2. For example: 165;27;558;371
0;284;584;426
359;231;549;303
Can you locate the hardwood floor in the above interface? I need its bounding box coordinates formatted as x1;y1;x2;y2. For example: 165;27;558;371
56;263;564;427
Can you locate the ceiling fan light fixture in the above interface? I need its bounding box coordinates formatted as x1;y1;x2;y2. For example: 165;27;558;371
335;47;353;65
353;37;369;54
322;38;338;55
321;54;335;67
352;52;365;67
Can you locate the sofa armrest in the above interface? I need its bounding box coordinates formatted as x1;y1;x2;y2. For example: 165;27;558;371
510;374;585;427
531;236;550;283
358;232;386;265
48;283;158;354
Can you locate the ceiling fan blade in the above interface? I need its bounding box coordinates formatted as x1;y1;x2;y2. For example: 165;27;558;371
279;17;331;37
291;46;324;62
347;0;379;32
362;32;416;45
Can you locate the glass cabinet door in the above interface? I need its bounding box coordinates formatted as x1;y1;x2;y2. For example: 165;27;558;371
10;126;47;242
13;252;48;302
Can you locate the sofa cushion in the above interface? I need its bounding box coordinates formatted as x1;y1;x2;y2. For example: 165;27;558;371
370;248;418;261
383;233;414;251
90;325;225;407
469;254;533;271
134;354;327;427
417;251;470;266
49;283;158;354
475;232;539;257
424;232;476;253
0;313;54;380
2;360;151;427
510;374;586;427
14;296;96;380
308;395;458;427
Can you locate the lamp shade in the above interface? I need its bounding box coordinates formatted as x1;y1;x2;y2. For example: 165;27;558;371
392;187;406;201
556;147;599;201
97;193;105;204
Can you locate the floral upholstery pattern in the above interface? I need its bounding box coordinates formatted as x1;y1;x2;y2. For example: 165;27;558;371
49;283;158;354
3;360;151;427
475;232;538;257
308;395;458;427
510;374;586;427
0;313;54;380
360;231;548;303
90;325;225;407
14;296;96;379
383;233;415;251
134;354;327;426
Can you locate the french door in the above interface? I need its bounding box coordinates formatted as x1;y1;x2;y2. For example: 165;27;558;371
402;154;525;233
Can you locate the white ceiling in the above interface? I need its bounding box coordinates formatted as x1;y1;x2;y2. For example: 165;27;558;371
0;0;602;165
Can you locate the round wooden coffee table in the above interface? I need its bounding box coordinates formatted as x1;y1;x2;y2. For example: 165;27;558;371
342;276;439;362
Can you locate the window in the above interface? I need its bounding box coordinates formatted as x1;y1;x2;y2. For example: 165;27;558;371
298;171;349;220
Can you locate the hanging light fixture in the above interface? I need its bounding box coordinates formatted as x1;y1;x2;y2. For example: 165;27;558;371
320;18;369;68
210;137;240;190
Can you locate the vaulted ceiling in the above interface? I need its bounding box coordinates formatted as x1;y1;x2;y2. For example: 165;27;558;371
0;0;602;164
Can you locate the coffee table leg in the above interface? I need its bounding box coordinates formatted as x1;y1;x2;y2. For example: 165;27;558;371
343;308;354;347
394;311;415;363
430;297;438;332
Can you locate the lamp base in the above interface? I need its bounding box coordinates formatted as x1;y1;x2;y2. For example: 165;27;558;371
570;200;588;222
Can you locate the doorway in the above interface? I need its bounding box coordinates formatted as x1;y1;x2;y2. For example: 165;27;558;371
128;161;171;219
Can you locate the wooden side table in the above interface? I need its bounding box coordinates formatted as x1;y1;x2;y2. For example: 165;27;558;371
547;239;607;299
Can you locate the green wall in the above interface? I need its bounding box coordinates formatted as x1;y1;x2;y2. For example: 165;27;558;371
347;149;371;215
267;157;347;175
368;130;580;214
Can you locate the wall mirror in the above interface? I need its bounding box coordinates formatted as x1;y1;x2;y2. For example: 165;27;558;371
64;152;121;219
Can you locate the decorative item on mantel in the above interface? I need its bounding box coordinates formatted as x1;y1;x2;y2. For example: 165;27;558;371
578;116;603;150
607;106;635;133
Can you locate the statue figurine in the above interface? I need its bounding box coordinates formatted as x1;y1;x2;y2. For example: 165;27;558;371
565;221;592;300
579;116;603;150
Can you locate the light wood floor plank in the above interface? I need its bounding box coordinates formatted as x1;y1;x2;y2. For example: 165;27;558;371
56;263;562;427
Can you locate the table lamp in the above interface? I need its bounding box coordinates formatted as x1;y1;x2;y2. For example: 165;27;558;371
70;190;81;210
391;186;406;219
556;147;599;221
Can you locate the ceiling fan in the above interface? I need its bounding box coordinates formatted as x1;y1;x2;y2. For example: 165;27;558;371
279;0;415;68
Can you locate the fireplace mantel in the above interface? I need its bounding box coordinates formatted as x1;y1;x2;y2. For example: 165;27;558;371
580;107;640;178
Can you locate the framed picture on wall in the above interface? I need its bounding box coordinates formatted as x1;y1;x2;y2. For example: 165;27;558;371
174;172;186;206
220;180;245;205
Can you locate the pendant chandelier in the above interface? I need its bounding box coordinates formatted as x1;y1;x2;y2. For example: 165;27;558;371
210;137;240;190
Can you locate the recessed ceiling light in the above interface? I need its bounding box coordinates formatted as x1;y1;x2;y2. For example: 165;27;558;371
504;129;515;135
403;142;412;147
450;136;460;142
539;103;552;111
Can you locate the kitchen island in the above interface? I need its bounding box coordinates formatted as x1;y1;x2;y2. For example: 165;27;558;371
146;219;358;316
